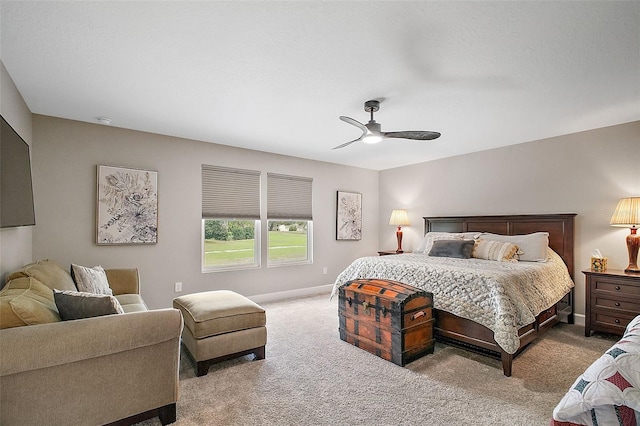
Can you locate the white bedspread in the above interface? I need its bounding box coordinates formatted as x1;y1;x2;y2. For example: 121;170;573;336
331;248;574;354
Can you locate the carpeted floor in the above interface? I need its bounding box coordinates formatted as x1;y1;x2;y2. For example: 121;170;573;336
138;293;618;426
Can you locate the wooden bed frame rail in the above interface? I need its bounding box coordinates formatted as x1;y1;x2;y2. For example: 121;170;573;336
424;213;576;376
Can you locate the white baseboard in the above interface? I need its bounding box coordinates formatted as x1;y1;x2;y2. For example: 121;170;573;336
249;284;333;304
573;313;585;327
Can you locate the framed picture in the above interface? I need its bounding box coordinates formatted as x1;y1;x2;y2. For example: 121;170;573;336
96;165;158;245
336;191;362;240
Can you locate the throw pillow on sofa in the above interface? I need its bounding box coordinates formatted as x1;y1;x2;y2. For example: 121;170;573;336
70;264;113;295
54;290;124;321
0;277;61;329
5;259;77;291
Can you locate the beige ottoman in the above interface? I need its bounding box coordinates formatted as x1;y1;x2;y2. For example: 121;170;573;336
173;290;267;376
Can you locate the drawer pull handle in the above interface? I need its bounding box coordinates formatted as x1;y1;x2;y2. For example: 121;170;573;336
381;306;388;317
362;301;369;313
615;286;621;290
615;302;621;307
347;297;353;307
615;319;620;324
411;311;426;321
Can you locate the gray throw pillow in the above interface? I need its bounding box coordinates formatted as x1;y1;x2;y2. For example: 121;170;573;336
428;239;475;259
54;290;124;321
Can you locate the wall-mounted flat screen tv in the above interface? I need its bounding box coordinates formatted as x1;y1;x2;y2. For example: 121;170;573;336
0;114;36;228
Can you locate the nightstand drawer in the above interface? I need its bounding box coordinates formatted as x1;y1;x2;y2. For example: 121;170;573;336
592;311;637;332
593;296;640;313
593;279;640;296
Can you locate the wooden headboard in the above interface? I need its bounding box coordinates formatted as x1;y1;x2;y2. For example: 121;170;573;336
424;214;577;279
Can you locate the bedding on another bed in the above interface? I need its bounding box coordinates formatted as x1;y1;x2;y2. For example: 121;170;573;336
331;248;574;354
551;315;640;426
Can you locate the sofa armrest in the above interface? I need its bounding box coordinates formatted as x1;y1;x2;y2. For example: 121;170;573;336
105;268;140;295
0;309;183;375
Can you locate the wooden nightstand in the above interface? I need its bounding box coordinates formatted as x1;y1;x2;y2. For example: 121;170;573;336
377;250;403;256
583;269;640;337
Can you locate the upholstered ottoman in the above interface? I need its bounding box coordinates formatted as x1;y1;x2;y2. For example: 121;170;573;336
173;290;267;376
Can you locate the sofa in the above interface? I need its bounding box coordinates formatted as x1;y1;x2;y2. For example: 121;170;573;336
0;259;184;426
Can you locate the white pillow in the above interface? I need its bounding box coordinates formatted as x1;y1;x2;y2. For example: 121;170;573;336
70;264;113;295
414;232;480;254
478;232;549;262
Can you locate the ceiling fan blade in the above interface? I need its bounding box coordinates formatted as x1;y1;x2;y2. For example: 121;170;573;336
382;131;441;140
332;137;362;150
339;116;368;133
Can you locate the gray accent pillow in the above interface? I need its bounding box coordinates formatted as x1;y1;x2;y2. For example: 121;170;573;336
54;290;124;321
428;239;475;259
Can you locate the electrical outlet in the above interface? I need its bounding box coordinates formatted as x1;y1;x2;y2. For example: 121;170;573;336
174;282;182;292
323;267;328;275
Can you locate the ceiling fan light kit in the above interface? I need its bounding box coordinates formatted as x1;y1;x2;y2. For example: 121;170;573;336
334;99;441;150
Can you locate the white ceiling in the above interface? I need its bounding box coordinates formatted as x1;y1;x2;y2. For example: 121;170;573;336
1;1;638;171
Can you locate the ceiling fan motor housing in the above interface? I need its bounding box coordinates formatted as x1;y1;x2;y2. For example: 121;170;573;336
364;100;380;113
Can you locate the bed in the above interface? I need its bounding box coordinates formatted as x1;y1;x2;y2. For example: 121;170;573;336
331;213;576;376
551;314;640;426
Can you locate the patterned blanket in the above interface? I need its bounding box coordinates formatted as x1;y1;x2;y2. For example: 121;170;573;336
331;248;574;354
552;315;640;426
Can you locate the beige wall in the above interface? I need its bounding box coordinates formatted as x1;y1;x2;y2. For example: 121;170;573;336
0;61;33;283
379;121;640;321
5;54;638;318
31;115;379;309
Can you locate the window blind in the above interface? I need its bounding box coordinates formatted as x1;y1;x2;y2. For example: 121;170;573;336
202;165;261;219
267;173;313;220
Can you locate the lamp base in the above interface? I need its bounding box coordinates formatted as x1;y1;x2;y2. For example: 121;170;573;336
624;230;640;274
396;227;403;253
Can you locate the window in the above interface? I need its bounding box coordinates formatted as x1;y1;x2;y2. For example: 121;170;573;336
202;165;261;271
267;220;312;264
203;219;260;269
267;173;313;266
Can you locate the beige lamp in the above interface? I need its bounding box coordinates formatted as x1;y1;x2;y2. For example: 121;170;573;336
610;197;640;273
389;209;410;253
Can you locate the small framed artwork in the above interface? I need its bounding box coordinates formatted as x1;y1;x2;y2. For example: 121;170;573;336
96;165;158;245
336;191;362;240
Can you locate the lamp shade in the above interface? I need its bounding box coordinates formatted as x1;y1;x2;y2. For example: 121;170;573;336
610;197;640;228
389;209;410;226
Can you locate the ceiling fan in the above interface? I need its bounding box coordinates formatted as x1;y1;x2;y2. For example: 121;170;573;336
333;100;441;150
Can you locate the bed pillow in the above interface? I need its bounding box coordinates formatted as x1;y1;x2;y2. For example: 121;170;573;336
478;232;549;262
54;290;124;321
70;264;113;295
428;239;475;259
472;239;520;262
415;232;480;254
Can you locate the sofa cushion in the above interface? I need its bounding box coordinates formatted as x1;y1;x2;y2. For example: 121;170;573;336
115;293;148;313
70;264;113;295
5;259;77;291
0;277;61;329
54;290;124;321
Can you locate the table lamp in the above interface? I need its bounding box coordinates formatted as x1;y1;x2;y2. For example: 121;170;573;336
389;209;410;253
610;197;640;273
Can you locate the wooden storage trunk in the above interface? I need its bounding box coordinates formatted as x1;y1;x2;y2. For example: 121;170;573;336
338;278;435;366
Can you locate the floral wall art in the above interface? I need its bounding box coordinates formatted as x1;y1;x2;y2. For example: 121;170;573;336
96;165;158;245
336;191;362;240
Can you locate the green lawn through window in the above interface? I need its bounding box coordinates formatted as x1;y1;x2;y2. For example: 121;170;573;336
204;231;307;267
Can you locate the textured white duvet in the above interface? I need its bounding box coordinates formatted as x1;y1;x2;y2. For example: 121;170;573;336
331;248;574;354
